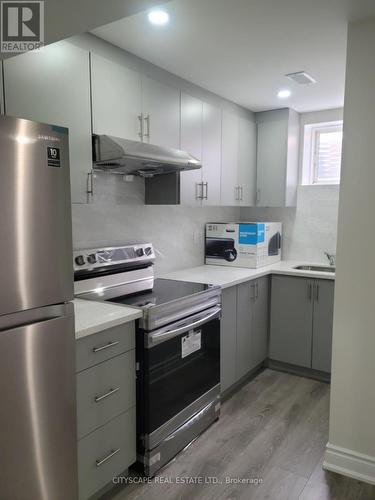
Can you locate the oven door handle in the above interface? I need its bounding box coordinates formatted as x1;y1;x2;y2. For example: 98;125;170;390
147;306;221;347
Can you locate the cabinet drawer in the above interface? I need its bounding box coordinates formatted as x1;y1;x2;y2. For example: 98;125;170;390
76;322;135;372
78;408;136;500
77;351;135;439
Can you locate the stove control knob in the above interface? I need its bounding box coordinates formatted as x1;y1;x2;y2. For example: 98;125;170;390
145;247;152;256
136;248;144;257
87;253;97;264
75;255;85;266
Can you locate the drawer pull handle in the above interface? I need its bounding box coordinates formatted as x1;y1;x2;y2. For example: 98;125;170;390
95;448;120;467
94;387;120;403
92;341;119;353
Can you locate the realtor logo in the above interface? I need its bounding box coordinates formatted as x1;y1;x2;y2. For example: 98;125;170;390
1;1;44;53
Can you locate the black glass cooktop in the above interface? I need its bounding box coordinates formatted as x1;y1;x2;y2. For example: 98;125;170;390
108;278;211;308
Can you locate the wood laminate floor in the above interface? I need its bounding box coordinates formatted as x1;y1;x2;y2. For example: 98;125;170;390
103;369;375;500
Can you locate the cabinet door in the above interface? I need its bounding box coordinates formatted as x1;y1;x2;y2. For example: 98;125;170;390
238;117;257;206
220;111;239;206
236;281;256;380
269;276;314;368
202;102;222;206
220;286;237;392
312;280;334;373
91;53;142;140
256;110;289;207
252;277;269;367
3;41;92;204
0;62;4;115
142;76;180;149
180;93;203;206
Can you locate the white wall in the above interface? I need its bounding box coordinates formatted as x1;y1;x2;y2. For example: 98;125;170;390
324;17;375;484
241;108;343;263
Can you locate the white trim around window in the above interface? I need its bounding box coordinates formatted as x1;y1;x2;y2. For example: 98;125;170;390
302;120;343;186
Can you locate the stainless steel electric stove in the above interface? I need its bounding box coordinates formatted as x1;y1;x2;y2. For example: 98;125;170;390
74;243;221;476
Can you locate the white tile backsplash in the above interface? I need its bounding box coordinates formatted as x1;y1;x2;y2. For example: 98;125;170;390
240;185;339;263
72;177;339;273
72;177;239;274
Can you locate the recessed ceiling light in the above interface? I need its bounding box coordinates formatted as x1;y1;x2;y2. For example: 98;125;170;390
277;89;291;99
148;10;169;26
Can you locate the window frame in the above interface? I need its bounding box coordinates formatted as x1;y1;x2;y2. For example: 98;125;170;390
302;120;343;186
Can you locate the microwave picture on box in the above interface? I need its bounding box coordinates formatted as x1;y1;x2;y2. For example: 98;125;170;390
205;237;238;262
205;222;282;269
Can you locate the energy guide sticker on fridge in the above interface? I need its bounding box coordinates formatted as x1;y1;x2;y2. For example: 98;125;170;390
181;330;201;358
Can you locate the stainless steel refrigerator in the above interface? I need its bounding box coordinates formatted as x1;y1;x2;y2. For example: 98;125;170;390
0;116;78;500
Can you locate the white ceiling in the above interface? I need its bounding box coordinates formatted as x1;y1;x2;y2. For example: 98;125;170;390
92;0;375;113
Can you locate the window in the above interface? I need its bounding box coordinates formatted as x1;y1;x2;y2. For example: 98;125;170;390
302;121;343;185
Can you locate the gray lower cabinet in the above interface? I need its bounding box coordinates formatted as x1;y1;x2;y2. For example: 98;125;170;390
221;277;269;392
76;322;136;500
312;280;335;373
220;286;237;392
77;408;136;500
269;276;314;368
269;276;334;373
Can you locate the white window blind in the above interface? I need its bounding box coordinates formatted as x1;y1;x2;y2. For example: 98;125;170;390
312;124;343;184
302;120;343;186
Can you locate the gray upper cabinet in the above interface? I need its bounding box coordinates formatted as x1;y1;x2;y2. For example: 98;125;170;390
221;111;257;206
256;108;299;207
238;116;257;206
141;75;180;149
180;95;222;206
91;53;142;140
221;111;239;205
3;41;92;204
201;102;222;206
312;280;334;373
269;275;314;368
220;286;237;392
180;92;203;206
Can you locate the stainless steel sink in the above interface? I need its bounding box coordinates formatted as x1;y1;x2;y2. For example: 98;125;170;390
294;265;336;273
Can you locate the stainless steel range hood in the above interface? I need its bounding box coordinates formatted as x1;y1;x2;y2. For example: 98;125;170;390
92;134;201;177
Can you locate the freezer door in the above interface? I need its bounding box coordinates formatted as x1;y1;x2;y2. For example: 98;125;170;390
0;305;78;500
0;115;73;316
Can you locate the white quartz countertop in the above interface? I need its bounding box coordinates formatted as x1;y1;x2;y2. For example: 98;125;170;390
162;260;335;289
74;298;142;340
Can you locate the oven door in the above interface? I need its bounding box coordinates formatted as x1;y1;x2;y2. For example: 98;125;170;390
137;306;221;443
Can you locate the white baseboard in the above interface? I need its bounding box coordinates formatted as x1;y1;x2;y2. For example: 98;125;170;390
324;442;375;485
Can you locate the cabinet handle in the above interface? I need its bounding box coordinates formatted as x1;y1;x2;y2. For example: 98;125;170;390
308;283;312;301
87;172;94;196
256;282;259;299
202;182;208;200
92;340;119;353
240;186;244;201
144;114;150;140
315;283;319;302
138;113;144;140
94;387;120;403
96;448;120;467
235;186;239;201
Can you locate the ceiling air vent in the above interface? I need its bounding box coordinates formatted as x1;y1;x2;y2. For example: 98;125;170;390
285;71;316;85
